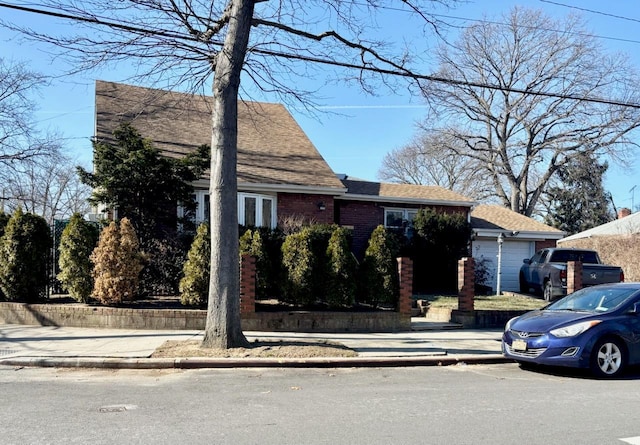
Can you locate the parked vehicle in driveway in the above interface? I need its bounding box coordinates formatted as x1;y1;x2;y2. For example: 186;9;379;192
519;248;624;301
502;283;640;377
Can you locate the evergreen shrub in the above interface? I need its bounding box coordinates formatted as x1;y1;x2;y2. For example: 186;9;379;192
57;213;100;302
281;227;316;305
411;208;471;293
0;208;52;302
90;218;144;305
360;225;399;307
325;226;358;308
179;223;210;308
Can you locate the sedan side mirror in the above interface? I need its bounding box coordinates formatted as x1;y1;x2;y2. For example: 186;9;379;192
523;259;531;265
630;302;640;315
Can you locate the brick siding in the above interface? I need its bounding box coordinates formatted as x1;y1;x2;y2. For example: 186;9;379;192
277;193;335;225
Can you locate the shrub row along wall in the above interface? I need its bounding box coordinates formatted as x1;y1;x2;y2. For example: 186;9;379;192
0;255;413;332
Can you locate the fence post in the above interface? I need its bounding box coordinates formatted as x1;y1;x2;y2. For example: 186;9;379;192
240;254;256;315
567;260;583;295
458;257;475;312
396;257;413;316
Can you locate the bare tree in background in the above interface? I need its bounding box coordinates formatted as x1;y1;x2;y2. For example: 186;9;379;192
0;58;60;180
420;7;640;216
1;0;461;348
378;130;494;201
4;149;91;224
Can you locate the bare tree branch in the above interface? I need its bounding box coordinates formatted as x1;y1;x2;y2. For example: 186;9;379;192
420;7;640;216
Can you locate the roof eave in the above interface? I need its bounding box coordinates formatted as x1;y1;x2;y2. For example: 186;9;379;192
239;182;347;195
473;228;565;240
337;193;475;208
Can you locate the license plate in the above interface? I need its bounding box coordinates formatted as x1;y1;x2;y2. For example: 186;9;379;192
512;339;528;351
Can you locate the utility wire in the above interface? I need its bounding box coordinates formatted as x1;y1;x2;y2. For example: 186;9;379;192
2;1;640;109
540;0;640;25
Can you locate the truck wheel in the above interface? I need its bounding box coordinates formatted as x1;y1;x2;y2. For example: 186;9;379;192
519;273;529;294
543;280;554;301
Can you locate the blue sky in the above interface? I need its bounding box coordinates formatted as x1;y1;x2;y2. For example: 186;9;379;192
2;1;640;210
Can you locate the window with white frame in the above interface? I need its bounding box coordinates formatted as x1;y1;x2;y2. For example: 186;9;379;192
179;191;276;229
384;208;419;230
238;192;276;228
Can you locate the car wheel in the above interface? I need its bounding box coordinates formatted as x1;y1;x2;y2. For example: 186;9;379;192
519;273;529;294
543;281;554;301
590;337;626;378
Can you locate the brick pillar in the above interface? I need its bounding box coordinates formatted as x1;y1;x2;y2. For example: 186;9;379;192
458;257;475;312
396;257;413;316
240;254;256;315
567;260;583;295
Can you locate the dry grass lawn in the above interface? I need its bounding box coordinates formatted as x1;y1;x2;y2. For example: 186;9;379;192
421;293;546;311
152;339;358;359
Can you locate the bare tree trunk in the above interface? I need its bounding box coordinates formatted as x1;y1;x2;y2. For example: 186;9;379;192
202;0;256;349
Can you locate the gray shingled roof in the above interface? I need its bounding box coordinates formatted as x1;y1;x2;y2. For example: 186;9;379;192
471;204;564;235
340;178;475;206
559;211;640;242
95;81;345;191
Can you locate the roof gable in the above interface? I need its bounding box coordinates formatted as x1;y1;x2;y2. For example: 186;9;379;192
94;80;345;191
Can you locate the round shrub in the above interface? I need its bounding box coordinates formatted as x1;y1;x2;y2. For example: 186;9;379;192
0;208;52;302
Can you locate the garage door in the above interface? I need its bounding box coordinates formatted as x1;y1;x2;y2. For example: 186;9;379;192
472;240;534;293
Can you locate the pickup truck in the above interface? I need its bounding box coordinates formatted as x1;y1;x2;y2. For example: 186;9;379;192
519;248;624;301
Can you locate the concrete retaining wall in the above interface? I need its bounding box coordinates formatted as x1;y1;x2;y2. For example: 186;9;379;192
0;302;409;333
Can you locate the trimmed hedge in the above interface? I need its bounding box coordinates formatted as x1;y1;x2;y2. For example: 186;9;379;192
57;213;100;302
0;208;52;302
359;225;399;307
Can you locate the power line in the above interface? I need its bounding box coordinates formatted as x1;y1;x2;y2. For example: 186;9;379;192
347;1;640;46
2;1;640;109
540;0;640;25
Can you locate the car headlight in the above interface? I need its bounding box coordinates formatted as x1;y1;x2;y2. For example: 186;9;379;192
550;320;602;338
505;316;519;332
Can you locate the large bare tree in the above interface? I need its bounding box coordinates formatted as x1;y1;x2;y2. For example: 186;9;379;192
378;129;494;201
1;0;461;348
0;58;59;179
420;7;640;216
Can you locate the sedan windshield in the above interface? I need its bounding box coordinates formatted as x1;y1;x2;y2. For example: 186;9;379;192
546;287;638;313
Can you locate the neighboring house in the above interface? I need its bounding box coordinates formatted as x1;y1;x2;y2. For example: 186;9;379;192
557;208;640;281
558;208;640;243
471;205;564;293
94;80;475;258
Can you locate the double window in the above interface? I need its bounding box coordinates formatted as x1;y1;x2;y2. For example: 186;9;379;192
179;191;276;229
238;192;276;228
384;208;418;229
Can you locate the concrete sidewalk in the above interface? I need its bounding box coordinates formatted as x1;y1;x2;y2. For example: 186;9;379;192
0;319;508;369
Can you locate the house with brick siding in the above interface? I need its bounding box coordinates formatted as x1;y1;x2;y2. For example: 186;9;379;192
94;80;476;257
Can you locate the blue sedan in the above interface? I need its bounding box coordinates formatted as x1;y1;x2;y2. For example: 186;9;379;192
502;283;640;377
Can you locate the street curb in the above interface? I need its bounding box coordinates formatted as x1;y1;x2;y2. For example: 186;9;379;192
0;354;510;369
